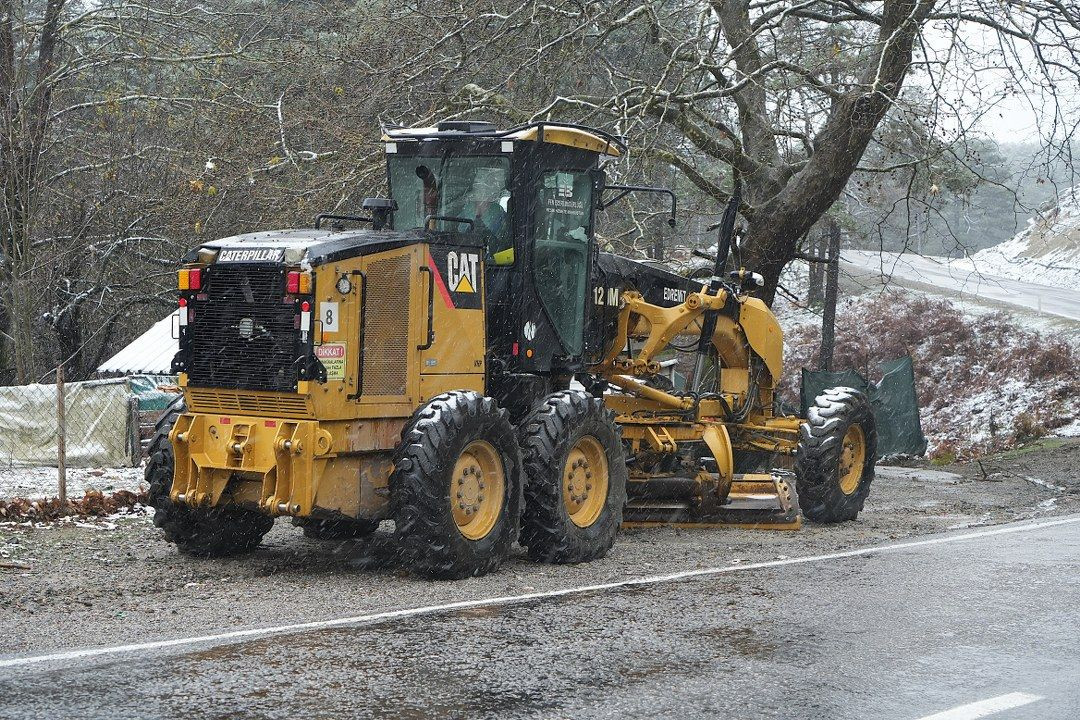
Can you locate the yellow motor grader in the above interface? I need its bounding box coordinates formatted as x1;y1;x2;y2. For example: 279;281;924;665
148;120;876;578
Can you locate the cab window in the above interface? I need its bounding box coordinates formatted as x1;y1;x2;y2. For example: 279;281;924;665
533;170;592;356
388;155;514;264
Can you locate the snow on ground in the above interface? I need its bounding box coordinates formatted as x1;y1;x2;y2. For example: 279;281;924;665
0;463;146;500
841;250;1080;322
776;276;1079;456
962;185;1080;291
841;185;1080;322
859;185;1080;297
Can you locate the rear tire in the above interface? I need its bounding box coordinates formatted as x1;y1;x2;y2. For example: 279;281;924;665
794;387;877;523
518;390;627;564
146;396;274;557
294;517;379;540
390;391;521;579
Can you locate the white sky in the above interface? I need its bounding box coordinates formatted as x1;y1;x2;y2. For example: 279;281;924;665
918;20;1078;145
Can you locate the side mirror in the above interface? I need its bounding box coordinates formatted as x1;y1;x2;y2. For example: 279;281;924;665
598;183;677;228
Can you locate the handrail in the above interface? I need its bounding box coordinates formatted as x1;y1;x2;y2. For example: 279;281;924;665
417;267;436;351
347;270;367;401
423;214;474;231
600;184;677;227
314;213;373;230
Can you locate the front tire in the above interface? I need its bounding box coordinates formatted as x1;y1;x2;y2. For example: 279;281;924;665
146;397;274;557
794;387;877;523
390;391;522;579
518;390;627;564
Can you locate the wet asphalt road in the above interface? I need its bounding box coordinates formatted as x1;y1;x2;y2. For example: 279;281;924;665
2;517;1077;720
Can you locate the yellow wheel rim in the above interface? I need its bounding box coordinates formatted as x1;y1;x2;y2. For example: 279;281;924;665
563;436;609;528
450;440;505;541
838;425;867;496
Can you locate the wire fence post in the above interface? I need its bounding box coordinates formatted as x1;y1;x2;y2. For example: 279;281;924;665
57;364;67;506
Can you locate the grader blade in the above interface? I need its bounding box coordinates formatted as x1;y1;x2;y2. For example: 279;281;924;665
622;473;802;530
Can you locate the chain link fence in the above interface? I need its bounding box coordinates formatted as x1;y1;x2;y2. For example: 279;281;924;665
0;370;144;502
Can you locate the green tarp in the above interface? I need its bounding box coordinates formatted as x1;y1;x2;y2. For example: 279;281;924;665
800;355;928;458
127;375;179;413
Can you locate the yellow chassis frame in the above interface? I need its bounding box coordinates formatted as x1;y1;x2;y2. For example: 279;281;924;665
592;285;804;527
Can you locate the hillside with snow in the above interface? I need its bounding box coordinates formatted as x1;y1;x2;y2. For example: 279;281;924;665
839;186;1080;323
955;185;1080;290
779;186;1080;457
775;291;1078;458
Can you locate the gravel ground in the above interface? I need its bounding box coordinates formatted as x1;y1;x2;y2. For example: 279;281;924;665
1;438;1076;659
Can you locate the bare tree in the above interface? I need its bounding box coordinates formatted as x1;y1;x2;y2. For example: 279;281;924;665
3;0;1077;383
368;0;1080;303
0;0;274;381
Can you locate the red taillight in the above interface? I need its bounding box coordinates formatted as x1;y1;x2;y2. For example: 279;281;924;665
188;268;202;290
301;301;311;312
286;270;312;294
178;297;188;307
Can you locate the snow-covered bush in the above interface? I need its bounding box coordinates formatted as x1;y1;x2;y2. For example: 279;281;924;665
779;293;1078;457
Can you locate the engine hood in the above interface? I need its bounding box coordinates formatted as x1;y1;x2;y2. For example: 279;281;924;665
185;226;482;266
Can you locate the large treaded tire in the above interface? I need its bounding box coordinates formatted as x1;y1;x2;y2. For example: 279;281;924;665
293;517;380;540
390;391;522;580
518;390;627;564
794;387;877;523
145;396;274;556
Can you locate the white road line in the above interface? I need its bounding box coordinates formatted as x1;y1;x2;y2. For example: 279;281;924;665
3;514;1079;671
915;692;1043;720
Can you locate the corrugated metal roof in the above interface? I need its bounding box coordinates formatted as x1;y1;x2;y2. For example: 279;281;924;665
97;312;178;376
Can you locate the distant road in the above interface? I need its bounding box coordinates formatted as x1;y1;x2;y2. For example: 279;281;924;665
842;250;1080;322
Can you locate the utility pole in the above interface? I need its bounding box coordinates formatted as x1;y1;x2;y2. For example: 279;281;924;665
807;229;826;305
818;220;841;371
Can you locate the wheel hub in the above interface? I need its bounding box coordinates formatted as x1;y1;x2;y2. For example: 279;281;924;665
562;436;610;528
456;465;486;515
451;441;504;540
838;425;867;496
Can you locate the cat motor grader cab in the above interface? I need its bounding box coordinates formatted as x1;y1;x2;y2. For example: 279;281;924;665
148;120;876;578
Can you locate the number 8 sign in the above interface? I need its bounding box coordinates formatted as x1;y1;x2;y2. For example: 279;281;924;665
319;301;340;332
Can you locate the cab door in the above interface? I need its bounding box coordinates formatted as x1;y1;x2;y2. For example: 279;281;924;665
529;167;595;363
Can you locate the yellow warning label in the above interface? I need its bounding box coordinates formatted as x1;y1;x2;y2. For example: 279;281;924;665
315;342;346;381
453;274;475;293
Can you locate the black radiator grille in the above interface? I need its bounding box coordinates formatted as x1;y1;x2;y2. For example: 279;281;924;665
186;265;302;392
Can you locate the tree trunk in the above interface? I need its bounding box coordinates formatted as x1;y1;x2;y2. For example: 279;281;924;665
10;271;35;384
734;0;934;305
0;298;12;384
2;218;37;384
0;0;65;385
1;172;40;383
54;299;84;381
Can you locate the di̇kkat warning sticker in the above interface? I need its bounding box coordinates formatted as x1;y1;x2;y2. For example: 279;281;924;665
316;342;347;381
